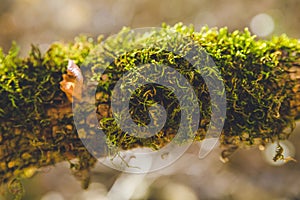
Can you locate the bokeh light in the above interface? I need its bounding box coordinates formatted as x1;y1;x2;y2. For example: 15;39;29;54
250;13;275;37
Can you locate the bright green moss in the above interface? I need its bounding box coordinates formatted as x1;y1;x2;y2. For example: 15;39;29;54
80;24;299;153
0;23;299;198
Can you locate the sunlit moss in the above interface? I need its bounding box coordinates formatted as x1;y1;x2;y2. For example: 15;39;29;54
0;23;299;199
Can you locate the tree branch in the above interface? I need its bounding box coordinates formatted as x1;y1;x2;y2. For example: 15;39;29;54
0;24;299;187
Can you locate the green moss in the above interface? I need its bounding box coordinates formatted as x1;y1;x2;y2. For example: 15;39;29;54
0;36;97;199
80;24;299;152
0;23;299;198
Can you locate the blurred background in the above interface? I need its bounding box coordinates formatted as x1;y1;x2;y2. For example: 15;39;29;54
0;0;299;199
0;0;299;54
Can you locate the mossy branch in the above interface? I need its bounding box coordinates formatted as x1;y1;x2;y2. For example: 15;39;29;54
0;24;299;188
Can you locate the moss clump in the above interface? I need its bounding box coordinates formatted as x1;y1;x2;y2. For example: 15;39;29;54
192;26;300;147
0;37;97;186
0;23;299;196
77;23;299;157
